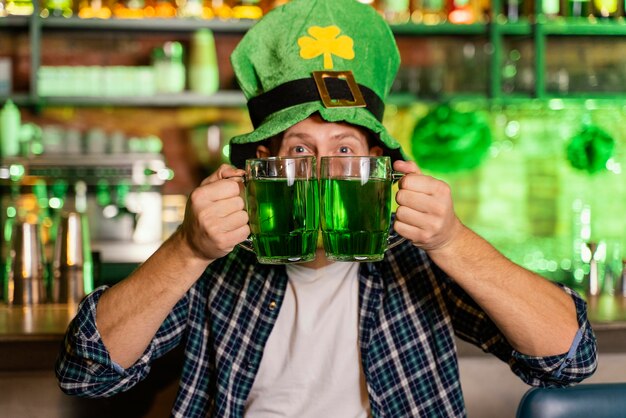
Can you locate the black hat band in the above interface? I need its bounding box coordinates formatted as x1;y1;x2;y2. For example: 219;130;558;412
246;76;385;129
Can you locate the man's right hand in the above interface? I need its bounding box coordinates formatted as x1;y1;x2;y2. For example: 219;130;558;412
179;164;250;262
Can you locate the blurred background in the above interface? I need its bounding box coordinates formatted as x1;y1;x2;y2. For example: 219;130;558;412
0;0;625;416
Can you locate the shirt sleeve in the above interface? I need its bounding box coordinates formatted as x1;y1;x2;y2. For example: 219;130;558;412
444;275;598;387
507;286;598;387
55;285;189;398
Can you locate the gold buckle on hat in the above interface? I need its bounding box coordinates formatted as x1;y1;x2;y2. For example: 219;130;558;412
312;70;367;109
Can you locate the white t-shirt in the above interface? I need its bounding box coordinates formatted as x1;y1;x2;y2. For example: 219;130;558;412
244;261;370;418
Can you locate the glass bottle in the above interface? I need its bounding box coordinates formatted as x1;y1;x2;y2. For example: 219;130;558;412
189;29;219;95
153;42;186;94
411;0;447;24
209;0;232;18
591;0;620;17
504;0;522;21
177;0;203;17
113;0;145;18
144;0;176;17
448;0;476;23
41;0;74;17
0;99;21;157
381;0;411;23
567;0;591;16
231;0;267;19
77;0;112;18
1;0;8;16
5;0;34;15
541;0;560;17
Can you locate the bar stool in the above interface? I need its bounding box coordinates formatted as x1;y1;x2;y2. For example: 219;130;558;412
516;383;626;418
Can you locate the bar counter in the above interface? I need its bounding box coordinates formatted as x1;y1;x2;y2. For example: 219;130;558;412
0;296;624;418
1;295;625;370
0;304;184;418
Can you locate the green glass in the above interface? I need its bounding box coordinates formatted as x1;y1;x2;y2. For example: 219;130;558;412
321;171;393;262
321;178;392;261
245;157;319;264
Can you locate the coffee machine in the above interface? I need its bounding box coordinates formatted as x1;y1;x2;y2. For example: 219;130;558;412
0;152;170;270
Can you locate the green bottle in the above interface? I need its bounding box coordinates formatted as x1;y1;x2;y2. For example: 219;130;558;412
42;0;74;17
568;0;591;16
542;0;560;16
189;29;219;96
0;99;21;157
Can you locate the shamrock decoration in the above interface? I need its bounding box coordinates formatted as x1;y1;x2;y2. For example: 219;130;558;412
298;25;355;69
410;104;492;173
566;124;615;174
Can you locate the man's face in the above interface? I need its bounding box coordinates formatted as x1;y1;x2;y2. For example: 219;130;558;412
256;114;383;159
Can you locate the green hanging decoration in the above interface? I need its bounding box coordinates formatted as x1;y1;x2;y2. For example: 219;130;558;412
410;104;492;173
566;124;615;175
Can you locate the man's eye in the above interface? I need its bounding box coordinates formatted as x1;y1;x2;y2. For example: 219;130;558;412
294;146;306;153
339;146;351;153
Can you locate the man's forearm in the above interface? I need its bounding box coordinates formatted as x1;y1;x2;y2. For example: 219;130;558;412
96;230;212;368
428;225;579;357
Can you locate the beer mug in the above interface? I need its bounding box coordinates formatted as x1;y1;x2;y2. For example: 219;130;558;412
242;156;319;264
320;156;404;262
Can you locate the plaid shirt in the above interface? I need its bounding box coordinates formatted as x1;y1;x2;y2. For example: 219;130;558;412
56;241;597;417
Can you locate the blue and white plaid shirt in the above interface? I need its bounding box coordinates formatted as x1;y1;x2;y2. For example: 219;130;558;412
56;241;597;417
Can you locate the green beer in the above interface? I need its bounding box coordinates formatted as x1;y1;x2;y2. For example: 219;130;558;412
247;177;319;263
321;177;392;261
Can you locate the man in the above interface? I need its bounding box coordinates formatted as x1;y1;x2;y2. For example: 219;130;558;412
56;0;597;416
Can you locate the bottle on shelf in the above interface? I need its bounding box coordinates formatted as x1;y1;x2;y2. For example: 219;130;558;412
447;0;476;23
381;0;411;24
591;0;621;17
77;0;112;18
143;0;176;17
153;42;186;94
189;29;219;95
5;0;34;15
0;99;21;158
566;0;592;17
503;0;522;21
231;0;268;19
541;0;560;17
177;0;204;17
41;0;74;17
209;0;233;19
411;0;447;24
113;0;146;18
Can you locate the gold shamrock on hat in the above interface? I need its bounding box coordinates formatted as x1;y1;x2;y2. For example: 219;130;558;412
298;25;355;69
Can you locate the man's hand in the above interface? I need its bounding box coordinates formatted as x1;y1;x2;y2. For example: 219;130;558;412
179;164;250;261
392;160;463;252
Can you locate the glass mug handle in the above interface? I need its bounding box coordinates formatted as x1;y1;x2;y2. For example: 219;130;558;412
388;171;406;250
239;238;255;253
222;172;256;254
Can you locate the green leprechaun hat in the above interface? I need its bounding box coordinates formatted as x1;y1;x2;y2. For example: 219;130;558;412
228;0;409;168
